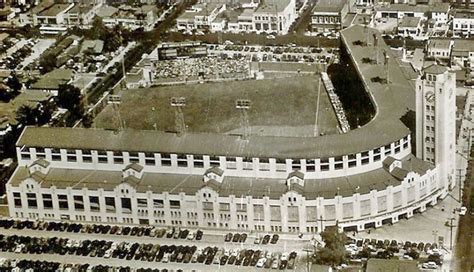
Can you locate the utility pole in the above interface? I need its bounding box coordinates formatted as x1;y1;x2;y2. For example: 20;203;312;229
447;217;456;251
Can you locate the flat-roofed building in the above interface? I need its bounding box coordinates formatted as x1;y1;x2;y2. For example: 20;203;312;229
253;0;296;35
310;0;348;32
176;3;226;31
452;10;474;37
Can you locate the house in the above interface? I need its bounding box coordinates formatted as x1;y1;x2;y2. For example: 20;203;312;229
451;39;474;67
375;3;449;24
30;69;74;96
33;3;75;26
426;38;452;60
63;4;96;26
310;0;348;32
98;5;159;31
176;3;226;31
397;17;423;38
452;10;474;37
253;0;296;35
210;16;226;32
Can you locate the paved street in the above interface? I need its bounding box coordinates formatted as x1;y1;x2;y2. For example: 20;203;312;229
18;38;55;70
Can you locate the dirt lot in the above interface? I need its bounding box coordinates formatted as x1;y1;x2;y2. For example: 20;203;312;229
94;75;340;137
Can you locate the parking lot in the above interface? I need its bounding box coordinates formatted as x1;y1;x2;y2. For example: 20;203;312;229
0;219;307;271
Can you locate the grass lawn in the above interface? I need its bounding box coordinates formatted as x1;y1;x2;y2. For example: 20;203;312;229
94;75;340;137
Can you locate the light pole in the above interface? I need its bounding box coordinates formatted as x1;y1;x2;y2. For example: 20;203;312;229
446;217;456;251
432;230;438;245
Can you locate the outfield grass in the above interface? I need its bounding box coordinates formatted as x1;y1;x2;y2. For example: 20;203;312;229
94;75;340;137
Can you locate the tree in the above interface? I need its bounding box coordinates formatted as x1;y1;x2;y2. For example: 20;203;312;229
313;226;348;267
56;84;82;113
38;52;57;74
6;72;22;93
15;105;38;126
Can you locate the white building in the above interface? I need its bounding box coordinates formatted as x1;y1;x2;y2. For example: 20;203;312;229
375;3;450;25
310;0;348;32
176;3;226;31
426;38;452;60
452;10;474;37
252;0;296;35
416;65;457;193
397;16;423;38
5;26;454;234
451;39;474;67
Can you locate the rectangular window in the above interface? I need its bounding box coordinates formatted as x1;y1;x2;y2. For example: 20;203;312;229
137;198;148;208
373;154;381;161
51;149;61;161
27;193;37;208
219;203;230;211
334;163;343;170
105;197;116;212
82;156;92;163
113;151;123;164
21;153;31;160
128;152;139;163
236;203;247;212
42;194;53;209
203;202;214;211
209;156;220;167
73;195;84;210
13;192;22;208
121;198;132;213
321;164;329;171
361;158;370;165
170;200;180;209
89;196;100;212
67;155;77;162
153;199;164;208
348;160;357;168
58;194;69;210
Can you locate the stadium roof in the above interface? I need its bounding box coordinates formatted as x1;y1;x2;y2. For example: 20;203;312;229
18;25;415;159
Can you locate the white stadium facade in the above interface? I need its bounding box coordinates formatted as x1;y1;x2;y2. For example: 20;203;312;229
5;25;456;234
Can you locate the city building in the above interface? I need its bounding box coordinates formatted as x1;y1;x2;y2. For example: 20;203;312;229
426;38;452;60
310;0;348;32
416;64;456;192
397;16;423;38
252;0;296;35
452;10;474;37
176;3;226;31
98;5;160;31
451;39;474;67
5;26;455;234
375;3;450;25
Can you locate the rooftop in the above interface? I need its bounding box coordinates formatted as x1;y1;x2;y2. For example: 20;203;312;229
30;69;73;90
452;39;474;52
376;3;449;13
312;0;347;13
9;154;428;199
96;5;118;18
428;38;451;50
453;10;474;19
255;0;292;13
37;3;71;17
399;16;421;28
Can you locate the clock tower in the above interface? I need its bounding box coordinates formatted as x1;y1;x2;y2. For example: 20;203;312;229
415;64;456;195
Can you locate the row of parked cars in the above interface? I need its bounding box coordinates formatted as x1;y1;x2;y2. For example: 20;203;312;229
344;238;443;269
0;219;203;241
0;231;298;270
0;259;181;272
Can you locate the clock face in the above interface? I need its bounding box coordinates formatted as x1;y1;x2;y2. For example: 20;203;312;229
425;91;435;102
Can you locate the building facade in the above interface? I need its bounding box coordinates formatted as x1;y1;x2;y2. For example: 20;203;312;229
452;10;474;37
416;65;457;192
